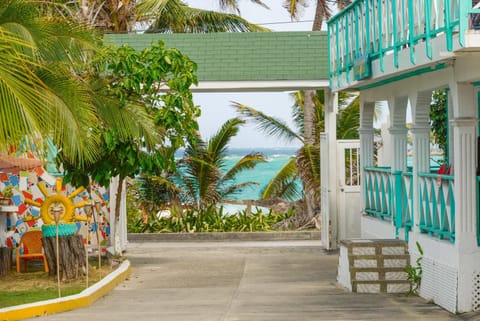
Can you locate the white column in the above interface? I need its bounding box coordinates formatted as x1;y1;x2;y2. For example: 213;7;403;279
324;88;338;250
449;81;478;313
388;127;409;172
359;100;375;213
388;96;408;172
410;127;430;225
410;91;432;230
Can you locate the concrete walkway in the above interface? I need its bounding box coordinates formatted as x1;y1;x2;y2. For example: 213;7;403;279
29;241;478;321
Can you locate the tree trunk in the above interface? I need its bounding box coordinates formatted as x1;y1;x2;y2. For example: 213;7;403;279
303;90;317;218
42;235;86;281
113;177;124;256
0;247;12;277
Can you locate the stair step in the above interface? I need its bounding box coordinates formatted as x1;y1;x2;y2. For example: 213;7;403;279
337;239;411;294
351;267;408;282
349;254;410;260
350;255;410;269
350;267;406;272
352;279;411;293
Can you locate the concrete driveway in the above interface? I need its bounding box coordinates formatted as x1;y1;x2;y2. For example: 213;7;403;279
30;240;478;321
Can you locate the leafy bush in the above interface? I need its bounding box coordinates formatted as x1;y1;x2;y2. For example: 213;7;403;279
128;204;294;233
405;241;423;296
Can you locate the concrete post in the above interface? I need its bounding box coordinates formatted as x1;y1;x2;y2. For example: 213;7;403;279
410;91;433;231
387;96;409;173
449;81;478;312
359;100;376;214
323;88;338;249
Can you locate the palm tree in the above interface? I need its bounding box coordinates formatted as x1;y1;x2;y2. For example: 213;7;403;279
146;0;269;33
282;0;352;218
49;0;268;33
0;0;102;164
233;91;358;228
232;92;322;207
285;0;351;30
177;118;267;210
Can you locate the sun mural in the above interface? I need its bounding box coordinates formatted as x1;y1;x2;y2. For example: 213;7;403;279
24;177;92;236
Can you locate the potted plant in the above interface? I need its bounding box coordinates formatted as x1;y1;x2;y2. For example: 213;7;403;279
0;185;13;205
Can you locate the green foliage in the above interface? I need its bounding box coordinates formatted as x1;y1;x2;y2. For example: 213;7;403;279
177;118;267;209
405;241;423;296
261;158;300;201
128;205;294;233
233;90;359;203
146;0;270;33
337;96;360;139
93;41;200;152
62;41;200;188
0;288;83;308
0;0;101;162
430;89;448;153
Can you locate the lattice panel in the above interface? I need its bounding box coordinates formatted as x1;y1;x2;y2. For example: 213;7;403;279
472;272;480;311
421;256;457;313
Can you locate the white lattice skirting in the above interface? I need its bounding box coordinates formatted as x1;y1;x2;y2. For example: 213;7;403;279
420;256;457;313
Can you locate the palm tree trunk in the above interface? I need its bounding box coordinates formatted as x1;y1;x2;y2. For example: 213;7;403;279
303;91;317;218
303;0;327;219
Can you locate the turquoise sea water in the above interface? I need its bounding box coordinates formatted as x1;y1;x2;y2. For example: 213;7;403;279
220;147;299;201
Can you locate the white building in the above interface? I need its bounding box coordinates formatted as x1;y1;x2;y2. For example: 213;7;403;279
324;0;480;313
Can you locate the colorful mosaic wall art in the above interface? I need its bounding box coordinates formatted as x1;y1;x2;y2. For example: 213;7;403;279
0;167;110;253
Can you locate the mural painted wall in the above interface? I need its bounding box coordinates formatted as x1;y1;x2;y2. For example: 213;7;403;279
0;166;110;253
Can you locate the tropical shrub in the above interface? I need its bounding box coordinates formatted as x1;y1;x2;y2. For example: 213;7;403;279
127;205;294;233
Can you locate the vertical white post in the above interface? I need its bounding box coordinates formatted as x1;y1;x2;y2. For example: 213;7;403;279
410;91;432;231
359;100;376;213
388;96;408;173
324;88;338;249
449;81;477;312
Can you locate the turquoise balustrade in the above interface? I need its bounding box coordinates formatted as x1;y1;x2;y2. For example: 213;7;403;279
418;172;455;242
328;0;480;88
364;167;394;220
398;172;414;241
364;167;413;240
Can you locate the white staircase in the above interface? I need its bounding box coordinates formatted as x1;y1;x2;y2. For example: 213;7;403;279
337;239;411;293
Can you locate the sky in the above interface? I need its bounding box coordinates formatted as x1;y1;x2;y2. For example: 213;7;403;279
184;0;315;148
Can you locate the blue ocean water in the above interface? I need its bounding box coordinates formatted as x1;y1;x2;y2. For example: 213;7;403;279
222;147;299;200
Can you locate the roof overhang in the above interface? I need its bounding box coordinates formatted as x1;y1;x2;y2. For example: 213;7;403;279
191;80;330;93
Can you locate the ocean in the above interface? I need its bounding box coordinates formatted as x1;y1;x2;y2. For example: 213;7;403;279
221;147;300;201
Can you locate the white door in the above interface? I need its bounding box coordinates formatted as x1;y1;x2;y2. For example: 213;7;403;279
337;140;361;240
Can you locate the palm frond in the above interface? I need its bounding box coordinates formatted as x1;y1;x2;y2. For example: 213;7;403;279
37;64;101;164
337;96;360;139
207;118;244;164
221;181;259;198
261;157;301;201
232;102;303;144
147;1;269;33
222;152;266;182
136;0;169;20
282;0;308;20
92;90;163;151
218;0;269;13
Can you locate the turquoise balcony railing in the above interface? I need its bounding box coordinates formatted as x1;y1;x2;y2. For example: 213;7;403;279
364;167;413;240
398;172;414;241
364;167;394;220
328;0;480;88
418;172;455;242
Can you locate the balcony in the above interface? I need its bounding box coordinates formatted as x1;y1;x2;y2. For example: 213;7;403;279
328;0;480;91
